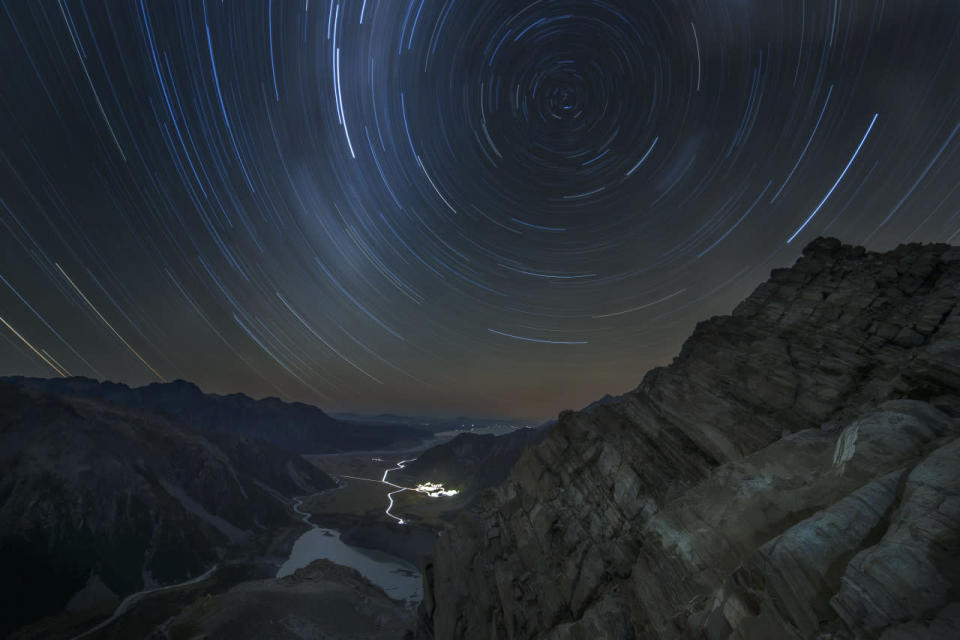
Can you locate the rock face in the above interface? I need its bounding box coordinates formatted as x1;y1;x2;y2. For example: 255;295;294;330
162;559;413;640
416;238;960;639
1;377;431;453
0;383;336;637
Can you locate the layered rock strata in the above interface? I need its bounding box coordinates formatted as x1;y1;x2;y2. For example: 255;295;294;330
417;238;960;639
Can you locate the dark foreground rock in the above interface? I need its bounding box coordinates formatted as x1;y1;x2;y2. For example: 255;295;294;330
160;559;413;640
416;238;960;639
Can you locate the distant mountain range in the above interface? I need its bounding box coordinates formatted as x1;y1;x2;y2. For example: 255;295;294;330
331;411;537;433
0;380;337;637
2;377;432;453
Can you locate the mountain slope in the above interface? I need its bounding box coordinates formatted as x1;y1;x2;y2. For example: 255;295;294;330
416;238;960;639
161;559;412;640
394;428;548;497
1;377;431;453
0;383;336;637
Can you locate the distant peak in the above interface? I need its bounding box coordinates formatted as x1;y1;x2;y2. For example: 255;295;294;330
149;379;202;394
801;236;843;257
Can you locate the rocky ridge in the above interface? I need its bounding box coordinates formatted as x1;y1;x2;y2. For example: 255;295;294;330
416;238;960;639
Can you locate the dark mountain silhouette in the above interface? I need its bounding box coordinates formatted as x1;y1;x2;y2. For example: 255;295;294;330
1;377;431;453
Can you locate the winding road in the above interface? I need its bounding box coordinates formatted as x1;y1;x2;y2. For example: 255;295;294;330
341;458;417;524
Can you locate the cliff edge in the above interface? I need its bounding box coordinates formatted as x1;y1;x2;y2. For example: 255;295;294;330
416;238;960;639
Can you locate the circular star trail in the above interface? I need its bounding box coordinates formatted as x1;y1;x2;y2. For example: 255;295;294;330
1;1;959;418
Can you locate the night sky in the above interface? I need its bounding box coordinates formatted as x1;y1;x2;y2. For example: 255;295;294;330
1;1;959;420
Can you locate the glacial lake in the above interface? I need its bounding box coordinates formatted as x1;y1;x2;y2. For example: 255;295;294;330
276;526;422;606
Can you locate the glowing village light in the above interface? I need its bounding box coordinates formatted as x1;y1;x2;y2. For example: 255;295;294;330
414;482;460;498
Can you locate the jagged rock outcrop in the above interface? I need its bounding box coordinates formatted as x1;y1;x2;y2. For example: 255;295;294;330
416;238;960;640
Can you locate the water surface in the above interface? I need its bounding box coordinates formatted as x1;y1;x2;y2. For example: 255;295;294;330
277;522;422;606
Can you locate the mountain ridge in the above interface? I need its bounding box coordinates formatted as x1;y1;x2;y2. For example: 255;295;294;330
1;375;431;453
415;237;960;639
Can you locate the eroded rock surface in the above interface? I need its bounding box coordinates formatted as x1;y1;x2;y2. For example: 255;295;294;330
416;238;960;640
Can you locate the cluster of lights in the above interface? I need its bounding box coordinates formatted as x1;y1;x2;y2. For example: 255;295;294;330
414;482;459;498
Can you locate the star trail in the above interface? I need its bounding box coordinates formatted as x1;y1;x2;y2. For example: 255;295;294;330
1;1;959;419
